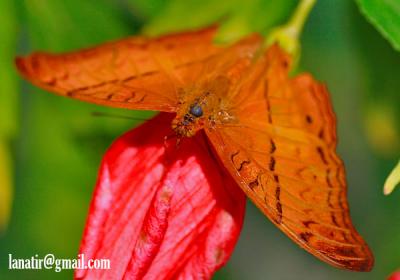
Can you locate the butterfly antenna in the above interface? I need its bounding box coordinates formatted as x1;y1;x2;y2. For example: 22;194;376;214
91;111;151;122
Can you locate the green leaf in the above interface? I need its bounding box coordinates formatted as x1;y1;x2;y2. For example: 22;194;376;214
350;2;400;156
127;0;166;20
356;0;400;51
0;0;18;137
0;0;18;233
18;0;135;51
142;0;296;43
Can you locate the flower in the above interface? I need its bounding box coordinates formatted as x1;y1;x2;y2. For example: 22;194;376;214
75;113;246;279
389;271;400;280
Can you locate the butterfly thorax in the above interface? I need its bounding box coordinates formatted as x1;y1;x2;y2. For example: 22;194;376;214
171;77;234;138
171;101;205;137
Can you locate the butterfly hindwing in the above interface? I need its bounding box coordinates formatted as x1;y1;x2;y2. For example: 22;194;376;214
206;45;374;271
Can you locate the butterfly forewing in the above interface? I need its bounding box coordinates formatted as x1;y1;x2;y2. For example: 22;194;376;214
206;45;374;271
15;26;221;112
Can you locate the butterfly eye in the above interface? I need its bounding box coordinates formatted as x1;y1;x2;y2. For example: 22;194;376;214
189;104;203;117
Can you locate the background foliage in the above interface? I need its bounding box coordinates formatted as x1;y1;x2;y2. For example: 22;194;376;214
0;0;399;279
356;0;400;51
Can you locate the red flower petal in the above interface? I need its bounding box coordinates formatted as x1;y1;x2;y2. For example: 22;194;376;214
75;113;246;280
389;271;400;280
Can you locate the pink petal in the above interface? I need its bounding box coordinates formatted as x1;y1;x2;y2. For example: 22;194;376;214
75;113;246;280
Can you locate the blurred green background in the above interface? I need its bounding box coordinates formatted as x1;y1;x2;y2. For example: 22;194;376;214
0;0;399;279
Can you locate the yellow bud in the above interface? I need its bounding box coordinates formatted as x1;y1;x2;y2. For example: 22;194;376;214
384;160;400;195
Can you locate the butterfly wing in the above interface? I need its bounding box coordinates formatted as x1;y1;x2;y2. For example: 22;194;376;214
205;45;374;271
15;26;221;112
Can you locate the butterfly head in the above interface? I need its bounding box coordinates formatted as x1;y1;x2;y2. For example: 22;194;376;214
172;101;206;138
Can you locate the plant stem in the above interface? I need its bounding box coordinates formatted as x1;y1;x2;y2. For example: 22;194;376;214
266;0;317;59
287;0;317;41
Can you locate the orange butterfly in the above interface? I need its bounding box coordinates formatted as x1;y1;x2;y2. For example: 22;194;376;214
15;26;374;271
